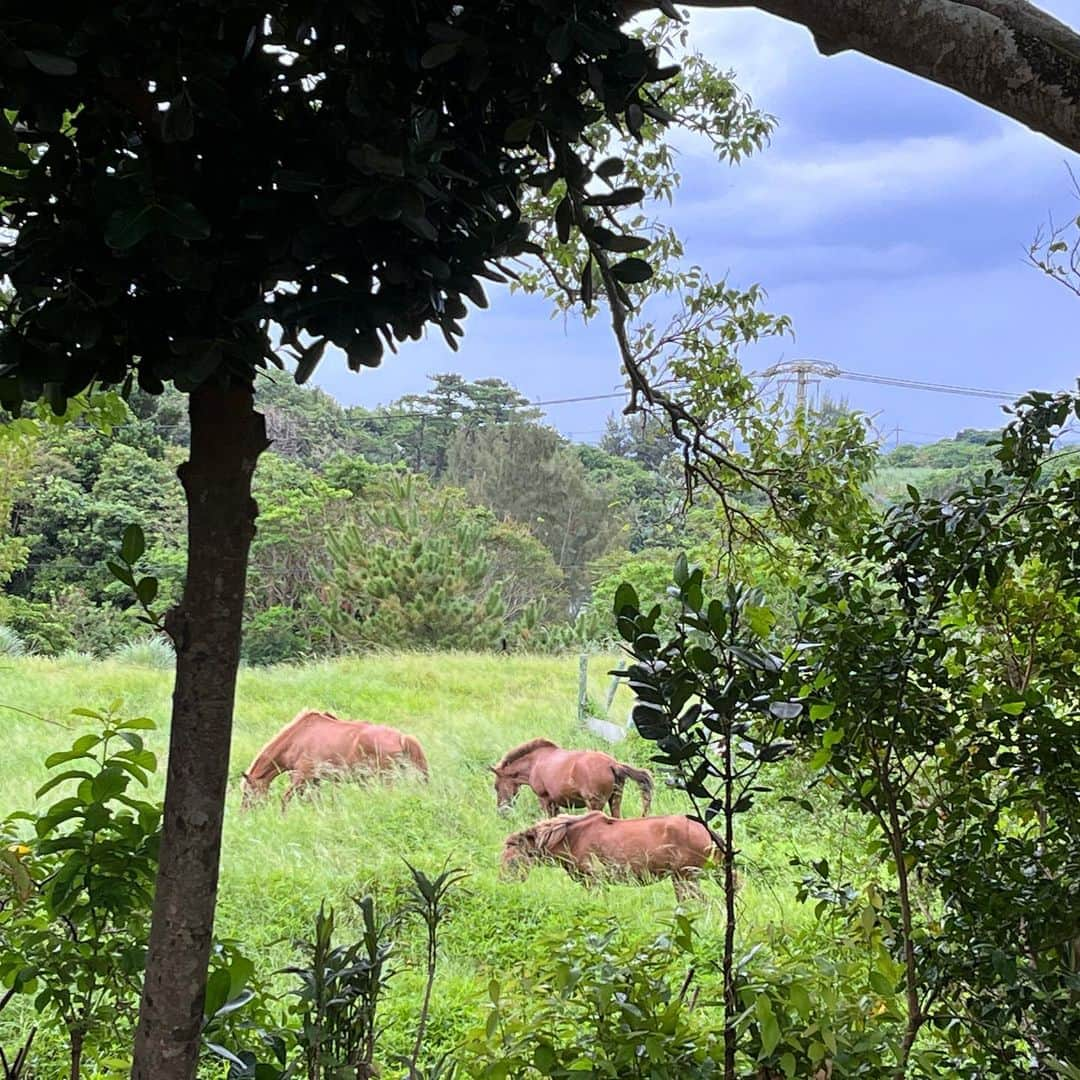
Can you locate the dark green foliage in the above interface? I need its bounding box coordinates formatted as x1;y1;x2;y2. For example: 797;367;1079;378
0;2;679;408
0;706;162;1078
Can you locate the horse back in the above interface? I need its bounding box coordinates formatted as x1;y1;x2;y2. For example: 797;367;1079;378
532;748;616;798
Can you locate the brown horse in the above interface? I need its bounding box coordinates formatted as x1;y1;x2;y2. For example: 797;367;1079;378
501;811;719;900
240;709;429;809
490;738;652;817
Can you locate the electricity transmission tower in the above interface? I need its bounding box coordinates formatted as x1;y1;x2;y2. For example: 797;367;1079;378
760;359;839;410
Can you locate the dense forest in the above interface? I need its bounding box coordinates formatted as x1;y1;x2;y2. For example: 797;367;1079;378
0;372;1007;665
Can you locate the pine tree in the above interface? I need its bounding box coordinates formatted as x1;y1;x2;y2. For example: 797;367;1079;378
321;474;505;651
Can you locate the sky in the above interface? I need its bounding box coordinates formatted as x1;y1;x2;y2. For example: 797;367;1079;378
313;3;1080;447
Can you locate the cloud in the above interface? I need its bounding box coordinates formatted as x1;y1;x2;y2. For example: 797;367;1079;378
681;7;816;104
688;241;934;286
670;124;1068;238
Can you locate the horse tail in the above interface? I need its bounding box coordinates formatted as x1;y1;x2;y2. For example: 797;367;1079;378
401;735;429;780
612;763;653;816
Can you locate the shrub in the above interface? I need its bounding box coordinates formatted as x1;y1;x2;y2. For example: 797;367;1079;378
0;596;75;656
111;634;175;669
241;606;308;666
463;915;719;1080
0;705;162;1079
0;624;26;657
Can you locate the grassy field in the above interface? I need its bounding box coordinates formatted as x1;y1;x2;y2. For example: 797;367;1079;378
0;652;859;1073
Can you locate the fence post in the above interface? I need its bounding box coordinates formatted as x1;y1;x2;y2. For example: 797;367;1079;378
577;653;589;725
604;661;624;716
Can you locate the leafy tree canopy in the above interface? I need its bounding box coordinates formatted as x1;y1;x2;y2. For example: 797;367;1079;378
0;1;683;408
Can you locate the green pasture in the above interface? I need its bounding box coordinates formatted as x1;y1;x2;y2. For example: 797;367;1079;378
0;653;862;1071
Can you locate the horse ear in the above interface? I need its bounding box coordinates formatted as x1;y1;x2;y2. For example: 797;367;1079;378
488;765;499;774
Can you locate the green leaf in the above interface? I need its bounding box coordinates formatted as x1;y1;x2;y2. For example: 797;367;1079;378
673;553;689;587
121;524;146;564
613;582;639;615
780;1052;797;1078
809;702;835;721
789;981;811;1021
104;206;156;250
24;50;77;76
36;769;94;799
869;969;894;996
122;716;157;731
1000;700;1025;715
745;604;776;638
135;577;159;605
594;157;625;180
107;560;136;588
91;765;129;802
555;196;572;245
159;200;211;240
533;1043;557;1073
609;257;652;284
420;42;460;68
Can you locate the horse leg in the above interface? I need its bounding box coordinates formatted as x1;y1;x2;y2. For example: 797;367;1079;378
674;873;704;903
280;771;307;811
608;779;625;818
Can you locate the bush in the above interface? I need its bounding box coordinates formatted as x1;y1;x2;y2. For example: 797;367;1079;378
0;705;162;1079
0;624;26;657
241;605;309;666
52;587;138;657
111;635;175;669
0;596;75;656
463;915;719;1079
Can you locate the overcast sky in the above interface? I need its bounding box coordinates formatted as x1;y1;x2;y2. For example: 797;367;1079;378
313;3;1080;446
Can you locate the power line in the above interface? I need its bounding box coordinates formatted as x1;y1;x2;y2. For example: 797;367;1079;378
835;369;1021;401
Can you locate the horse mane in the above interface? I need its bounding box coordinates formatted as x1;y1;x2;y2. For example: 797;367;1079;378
515;811;607;853
244;709;336;777
495;738;558;770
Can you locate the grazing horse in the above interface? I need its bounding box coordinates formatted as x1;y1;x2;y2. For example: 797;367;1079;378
240;709;429;809
501;811;719;900
490;738;653;817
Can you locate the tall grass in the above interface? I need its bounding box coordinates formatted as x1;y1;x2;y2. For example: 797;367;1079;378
0;653;858;1069
0;625;26;657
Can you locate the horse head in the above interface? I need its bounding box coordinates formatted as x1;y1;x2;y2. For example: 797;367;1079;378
499;827;538;878
489;765;520;813
239;771;262;810
500;816;576;878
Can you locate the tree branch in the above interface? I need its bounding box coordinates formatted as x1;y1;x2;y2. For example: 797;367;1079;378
624;0;1080;154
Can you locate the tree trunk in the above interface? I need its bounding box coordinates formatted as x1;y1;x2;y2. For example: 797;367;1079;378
627;0;1080;154
69;1028;83;1080
131;380;268;1080
722;723;737;1080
